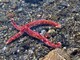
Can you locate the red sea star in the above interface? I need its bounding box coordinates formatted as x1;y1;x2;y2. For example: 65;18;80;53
6;18;61;48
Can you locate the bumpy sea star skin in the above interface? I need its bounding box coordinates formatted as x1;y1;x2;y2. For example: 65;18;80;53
6;18;61;48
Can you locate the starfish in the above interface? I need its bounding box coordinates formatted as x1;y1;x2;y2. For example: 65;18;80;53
6;18;61;48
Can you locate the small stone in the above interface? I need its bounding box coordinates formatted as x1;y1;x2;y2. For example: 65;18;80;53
44;33;51;38
58;1;69;9
0;16;7;22
40;30;46;36
50;15;59;20
74;32;80;43
6;11;15;18
71;56;80;60
72;6;80;13
17;7;23;12
2;46;7;51
31;4;38;7
61;1;70;7
67;48;78;55
11;4;17;9
0;26;8;31
47;29;56;34
78;58;80;60
17;49;20;52
0;0;9;3
28;50;34;54
43;0;55;3
19;36;27;42
33;56;37;60
23;54;28;60
37;14;41;17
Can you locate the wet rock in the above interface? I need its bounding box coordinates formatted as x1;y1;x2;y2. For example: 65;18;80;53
43;0;55;4
11;4;17;10
47;29;56;34
24;0;43;4
19;36;27;42
72;56;80;60
17;7;23;12
44;32;51;38
74;15;80;21
6;11;15;18
50;15;59;20
39;48;71;60
74;32;80;43
40;29;46;36
0;0;9;3
59;1;69;8
28;49;34;54
0;16;7;22
72;5;80;13
67;48;78;55
2;46;7;51
0;26;8;31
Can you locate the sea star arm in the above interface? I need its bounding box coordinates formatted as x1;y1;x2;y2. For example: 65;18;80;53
10;18;21;30
24;27;61;48
6;31;23;44
25;20;61;28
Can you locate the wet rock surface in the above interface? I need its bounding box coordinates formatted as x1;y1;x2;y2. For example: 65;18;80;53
39;48;71;60
0;0;80;60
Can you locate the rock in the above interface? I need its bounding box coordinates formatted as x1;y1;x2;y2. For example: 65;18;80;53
72;5;80;13
71;56;80;60
24;0;43;4
17;7;23;12
0;0;9;3
78;58;80;60
28;50;34;54
11;4;17;9
6;11;15;18
39;48;71;60
0;26;8;31
47;29;56;34
67;48;78;55
40;30;46;36
0;16;7;22
43;0;55;3
44;33;51;38
74;32;80;43
2;46;7;51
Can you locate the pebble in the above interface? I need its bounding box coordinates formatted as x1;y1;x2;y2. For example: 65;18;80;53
17;7;23;12
2;46;7;51
0;26;8;31
19;36;27;42
23;54;28;60
28;50;34;54
11;4;17;9
43;0;55;4
0;0;9;3
6;11;15;18
67;48;78;55
60;1;70;7
72;56;80;60
0;16;7;22
78;58;80;60
37;14;41;17
74;32;80;43
72;5;80;13
47;29;56;34
40;29;46;36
